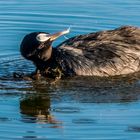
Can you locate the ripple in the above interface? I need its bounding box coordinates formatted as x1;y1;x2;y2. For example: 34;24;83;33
0;117;10;122
72;118;96;124
51;106;81;113
128;126;140;133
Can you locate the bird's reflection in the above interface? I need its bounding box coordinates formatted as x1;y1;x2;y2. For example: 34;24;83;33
17;72;140;125
20;95;50;123
20;94;61;125
56;73;140;103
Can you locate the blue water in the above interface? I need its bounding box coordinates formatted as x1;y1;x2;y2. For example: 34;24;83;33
0;0;140;139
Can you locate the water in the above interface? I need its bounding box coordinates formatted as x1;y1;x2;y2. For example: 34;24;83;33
0;0;140;139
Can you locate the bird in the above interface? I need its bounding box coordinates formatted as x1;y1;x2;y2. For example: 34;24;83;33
20;26;140;80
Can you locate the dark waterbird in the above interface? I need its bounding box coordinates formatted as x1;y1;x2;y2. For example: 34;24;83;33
20;26;140;80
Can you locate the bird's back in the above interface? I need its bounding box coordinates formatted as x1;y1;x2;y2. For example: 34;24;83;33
55;26;140;76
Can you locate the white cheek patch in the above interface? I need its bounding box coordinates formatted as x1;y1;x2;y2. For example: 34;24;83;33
36;33;50;42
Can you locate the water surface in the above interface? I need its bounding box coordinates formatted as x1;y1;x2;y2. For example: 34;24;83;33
0;0;140;139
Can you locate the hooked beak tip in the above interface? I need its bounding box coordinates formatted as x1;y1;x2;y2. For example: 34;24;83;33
63;27;71;34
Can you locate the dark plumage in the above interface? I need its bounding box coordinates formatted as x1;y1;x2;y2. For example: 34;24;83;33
20;26;140;79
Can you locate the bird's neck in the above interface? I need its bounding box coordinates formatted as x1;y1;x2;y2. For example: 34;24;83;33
37;47;63;78
40;47;58;69
47;47;58;68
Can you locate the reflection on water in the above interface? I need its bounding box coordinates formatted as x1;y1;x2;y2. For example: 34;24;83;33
20;94;62;126
0;0;140;139
20;95;51;123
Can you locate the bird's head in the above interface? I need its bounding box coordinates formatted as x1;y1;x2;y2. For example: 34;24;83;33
20;28;70;62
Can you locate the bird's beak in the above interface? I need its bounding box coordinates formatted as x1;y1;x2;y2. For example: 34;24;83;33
49;28;70;41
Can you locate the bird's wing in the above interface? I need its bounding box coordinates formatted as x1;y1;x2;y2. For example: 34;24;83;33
56;26;140;76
